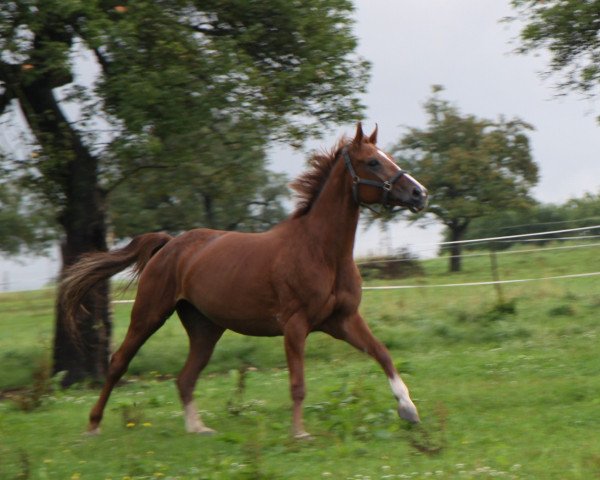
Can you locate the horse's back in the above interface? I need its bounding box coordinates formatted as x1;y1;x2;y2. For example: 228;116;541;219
172;227;229;250
131;227;280;333
180;229;284;327
130;228;225;309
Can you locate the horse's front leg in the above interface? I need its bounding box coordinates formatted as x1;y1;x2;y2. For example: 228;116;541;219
283;313;311;439
322;313;420;423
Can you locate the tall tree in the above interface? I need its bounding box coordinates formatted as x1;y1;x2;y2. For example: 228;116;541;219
0;0;369;385
391;87;539;272
510;0;600;117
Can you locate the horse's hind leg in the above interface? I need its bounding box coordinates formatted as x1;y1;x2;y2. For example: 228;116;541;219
87;299;173;434
175;301;224;434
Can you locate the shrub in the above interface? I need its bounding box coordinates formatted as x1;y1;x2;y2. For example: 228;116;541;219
358;248;424;280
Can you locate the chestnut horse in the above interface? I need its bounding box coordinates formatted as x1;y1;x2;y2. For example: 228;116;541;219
60;123;428;438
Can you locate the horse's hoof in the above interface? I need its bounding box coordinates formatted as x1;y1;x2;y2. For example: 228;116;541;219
398;402;420;423
294;431;313;441
85;426;101;436
189;426;216;435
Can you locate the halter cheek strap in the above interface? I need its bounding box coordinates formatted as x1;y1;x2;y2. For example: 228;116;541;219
342;146;407;212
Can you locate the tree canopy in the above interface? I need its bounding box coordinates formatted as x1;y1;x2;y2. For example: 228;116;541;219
510;0;600;114
0;0;369;238
391;87;539;271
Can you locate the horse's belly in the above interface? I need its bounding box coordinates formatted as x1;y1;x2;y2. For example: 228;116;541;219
183;275;283;336
210;315;283;337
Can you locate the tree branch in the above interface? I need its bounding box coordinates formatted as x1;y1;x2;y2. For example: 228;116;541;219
93;47;111;75
225;201;281;231
189;24;232;37
0;60;17;116
0;91;12;117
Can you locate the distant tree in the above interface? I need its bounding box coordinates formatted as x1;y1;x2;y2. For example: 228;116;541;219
464;190;600;249
391;87;539;272
510;0;600;117
462;203;564;250
0;0;369;385
563;190;600;225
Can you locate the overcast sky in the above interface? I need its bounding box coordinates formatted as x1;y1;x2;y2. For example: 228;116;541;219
2;0;600;291
267;0;600;258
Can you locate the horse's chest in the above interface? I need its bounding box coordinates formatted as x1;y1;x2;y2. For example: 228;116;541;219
332;280;361;315
309;274;361;323
274;258;361;323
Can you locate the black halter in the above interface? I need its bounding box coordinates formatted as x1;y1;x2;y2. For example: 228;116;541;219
342;146;408;213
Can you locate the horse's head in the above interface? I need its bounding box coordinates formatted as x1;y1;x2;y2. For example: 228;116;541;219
344;123;428;213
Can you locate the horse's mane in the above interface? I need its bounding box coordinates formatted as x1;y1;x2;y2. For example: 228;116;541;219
290;137;349;218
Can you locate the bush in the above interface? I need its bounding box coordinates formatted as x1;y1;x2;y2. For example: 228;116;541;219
358;248;424;280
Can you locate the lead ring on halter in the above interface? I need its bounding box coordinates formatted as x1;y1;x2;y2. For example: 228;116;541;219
342;146;407;213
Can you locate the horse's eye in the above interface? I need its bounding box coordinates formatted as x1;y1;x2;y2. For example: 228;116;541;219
367;159;380;168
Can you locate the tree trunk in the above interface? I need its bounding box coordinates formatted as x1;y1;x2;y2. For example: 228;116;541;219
203;192;217;228
448;222;468;273
18;76;111;386
53;202;110;387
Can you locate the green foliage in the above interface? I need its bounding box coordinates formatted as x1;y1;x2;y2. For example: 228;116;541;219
93;0;368;142
563;190;600;222
0;182;55;255
510;0;600;109
0;0;369;240
548;304;576;317
109;156;290;234
7;352;54;412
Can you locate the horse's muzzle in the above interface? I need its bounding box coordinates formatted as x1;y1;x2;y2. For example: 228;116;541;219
407;186;428;213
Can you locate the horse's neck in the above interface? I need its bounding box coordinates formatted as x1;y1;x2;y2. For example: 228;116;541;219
303;159;359;263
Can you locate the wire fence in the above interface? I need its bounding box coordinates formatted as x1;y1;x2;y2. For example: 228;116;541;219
434;224;600;247
356;241;600;264
2;223;600;298
362;271;600;291
396;224;600;259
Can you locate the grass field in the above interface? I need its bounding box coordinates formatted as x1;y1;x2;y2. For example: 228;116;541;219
1;243;599;479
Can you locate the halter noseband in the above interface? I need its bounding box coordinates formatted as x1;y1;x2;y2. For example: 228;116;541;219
342;146;407;213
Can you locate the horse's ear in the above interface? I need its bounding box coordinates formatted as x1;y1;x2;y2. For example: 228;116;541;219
368;124;378;144
352;122;364;145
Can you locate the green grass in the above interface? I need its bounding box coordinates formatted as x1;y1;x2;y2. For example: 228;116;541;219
1;242;600;479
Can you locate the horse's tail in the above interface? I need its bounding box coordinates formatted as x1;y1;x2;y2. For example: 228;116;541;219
59;232;173;335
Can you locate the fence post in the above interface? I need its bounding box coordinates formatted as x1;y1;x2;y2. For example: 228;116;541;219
489;250;504;304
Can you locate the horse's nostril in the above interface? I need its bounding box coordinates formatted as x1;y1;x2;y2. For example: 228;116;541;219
412;187;422;199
